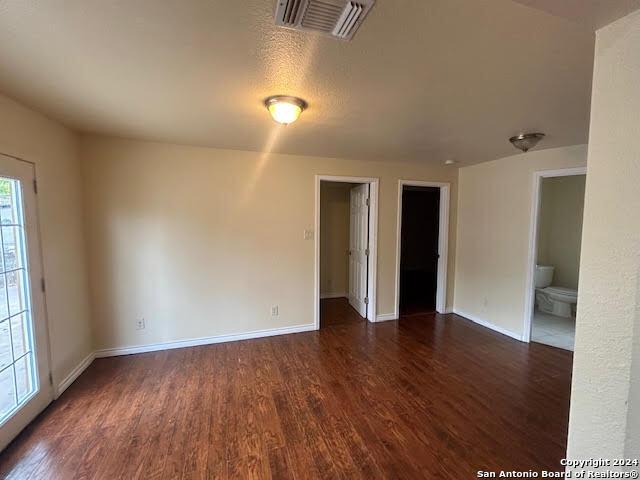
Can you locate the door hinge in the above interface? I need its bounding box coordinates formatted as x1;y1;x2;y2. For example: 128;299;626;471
365;248;370;256
33;179;38;194
364;297;369;305
48;372;53;386
41;278;46;293
365;198;370;207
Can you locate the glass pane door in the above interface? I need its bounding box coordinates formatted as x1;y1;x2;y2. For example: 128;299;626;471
0;155;51;453
0;177;37;425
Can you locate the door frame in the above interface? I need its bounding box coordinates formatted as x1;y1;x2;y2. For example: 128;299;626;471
522;166;587;343
314;175;379;328
394;180;450;318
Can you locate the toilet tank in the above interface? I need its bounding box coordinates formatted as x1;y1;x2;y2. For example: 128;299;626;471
535;265;554;288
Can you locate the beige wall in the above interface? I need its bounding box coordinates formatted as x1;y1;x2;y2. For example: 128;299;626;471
537;175;586;290
567;10;640;462
0;93;91;388
81;135;458;350
454;145;587;338
320;182;351;298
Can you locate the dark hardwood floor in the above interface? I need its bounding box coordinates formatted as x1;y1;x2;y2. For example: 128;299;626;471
320;297;364;327
0;306;572;479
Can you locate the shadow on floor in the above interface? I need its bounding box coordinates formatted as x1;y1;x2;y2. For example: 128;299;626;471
320;297;365;328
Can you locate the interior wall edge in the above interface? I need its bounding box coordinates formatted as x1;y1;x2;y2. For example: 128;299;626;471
55;352;95;398
0;92;93;393
566;8;640;461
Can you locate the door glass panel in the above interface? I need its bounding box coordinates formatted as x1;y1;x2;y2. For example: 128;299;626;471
0;177;37;425
0;273;7;322
14;355;33;403
0;192;18;225
7;269;28;316
0;320;11;370
10;313;30;359
2;226;24;271
0;364;16;419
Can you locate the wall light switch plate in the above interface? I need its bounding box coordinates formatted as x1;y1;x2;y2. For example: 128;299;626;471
304;229;314;240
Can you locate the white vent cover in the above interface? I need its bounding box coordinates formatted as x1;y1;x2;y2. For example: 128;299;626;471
274;0;375;41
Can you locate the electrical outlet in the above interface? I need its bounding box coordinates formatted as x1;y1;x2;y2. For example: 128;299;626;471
136;318;145;330
271;305;279;316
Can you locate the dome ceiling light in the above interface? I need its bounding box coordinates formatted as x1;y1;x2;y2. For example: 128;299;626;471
264;95;308;125
509;132;545;153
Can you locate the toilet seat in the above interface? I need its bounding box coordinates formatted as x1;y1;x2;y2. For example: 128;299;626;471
540;286;578;303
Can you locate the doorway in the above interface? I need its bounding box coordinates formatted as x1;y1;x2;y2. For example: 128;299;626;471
525;167;587;349
394;181;450;318
0;153;51;452
399;186;440;315
314;176;378;329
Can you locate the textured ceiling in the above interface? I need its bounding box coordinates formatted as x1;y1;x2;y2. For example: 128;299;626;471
511;0;640;30
0;0;603;165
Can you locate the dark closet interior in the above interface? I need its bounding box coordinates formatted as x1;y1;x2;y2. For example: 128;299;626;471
399;186;440;315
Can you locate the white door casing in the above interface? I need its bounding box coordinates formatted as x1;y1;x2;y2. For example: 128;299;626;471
0;153;52;452
523;166;587;342
349;184;369;318
314;175;378;328
394;180;450;317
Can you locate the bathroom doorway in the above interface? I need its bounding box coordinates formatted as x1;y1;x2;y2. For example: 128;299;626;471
524;167;587;350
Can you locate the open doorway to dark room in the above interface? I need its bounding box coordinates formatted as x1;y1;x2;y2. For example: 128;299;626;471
399;186;440;316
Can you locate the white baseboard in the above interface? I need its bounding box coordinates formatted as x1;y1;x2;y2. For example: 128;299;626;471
440;307;454;314
453;309;523;341
53;311;521;399
94;323;317;358
320;292;348;299
54;324;317;397
376;313;398;322
56;352;95;398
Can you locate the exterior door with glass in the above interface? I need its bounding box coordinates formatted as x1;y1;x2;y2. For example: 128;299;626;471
0;153;51;452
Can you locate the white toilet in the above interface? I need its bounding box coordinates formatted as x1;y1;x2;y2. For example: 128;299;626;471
534;265;578;318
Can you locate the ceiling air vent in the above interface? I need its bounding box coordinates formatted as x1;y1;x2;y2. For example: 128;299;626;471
274;0;375;41
274;0;305;26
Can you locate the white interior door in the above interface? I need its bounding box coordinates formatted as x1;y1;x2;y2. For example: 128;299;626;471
349;184;369;318
0;154;51;452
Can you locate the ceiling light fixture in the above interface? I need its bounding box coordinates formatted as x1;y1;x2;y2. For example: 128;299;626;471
509;132;545;152
444;159;457;165
264;95;308;125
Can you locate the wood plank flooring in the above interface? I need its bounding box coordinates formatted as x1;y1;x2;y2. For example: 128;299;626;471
0;304;572;479
320;297;364;327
